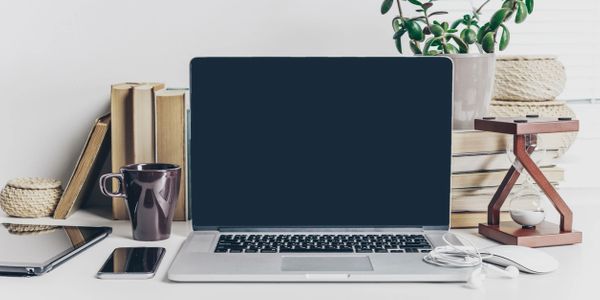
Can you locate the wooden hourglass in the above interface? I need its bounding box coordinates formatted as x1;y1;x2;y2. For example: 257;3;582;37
475;116;582;247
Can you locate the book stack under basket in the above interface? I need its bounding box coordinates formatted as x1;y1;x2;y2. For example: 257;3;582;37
450;130;570;228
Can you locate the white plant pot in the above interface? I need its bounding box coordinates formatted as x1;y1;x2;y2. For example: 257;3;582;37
445;54;496;129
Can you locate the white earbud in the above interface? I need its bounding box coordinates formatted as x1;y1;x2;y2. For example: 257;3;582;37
466;264;519;289
466;267;486;289
485;263;519;278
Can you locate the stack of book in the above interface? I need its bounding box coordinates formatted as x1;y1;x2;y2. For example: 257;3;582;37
52;83;189;220
110;83;189;221
450;130;566;228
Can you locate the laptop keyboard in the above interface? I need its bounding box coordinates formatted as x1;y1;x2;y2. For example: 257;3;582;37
214;234;432;253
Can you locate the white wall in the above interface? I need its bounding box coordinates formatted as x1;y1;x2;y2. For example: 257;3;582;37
1;0;598;187
0;0;397;186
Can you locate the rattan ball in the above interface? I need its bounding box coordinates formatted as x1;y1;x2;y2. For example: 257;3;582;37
3;223;58;235
493;55;566;101
0;178;63;218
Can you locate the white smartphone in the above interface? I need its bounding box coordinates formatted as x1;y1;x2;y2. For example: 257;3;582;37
96;247;165;279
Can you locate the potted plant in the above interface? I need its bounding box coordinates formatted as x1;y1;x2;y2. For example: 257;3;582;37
381;0;534;129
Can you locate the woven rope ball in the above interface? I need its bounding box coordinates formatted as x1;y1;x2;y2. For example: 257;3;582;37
3;224;58;235
493;55;566;101
0;178;63;218
487;100;577;156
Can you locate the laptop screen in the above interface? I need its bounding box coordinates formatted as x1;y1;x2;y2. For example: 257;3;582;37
190;57;452;229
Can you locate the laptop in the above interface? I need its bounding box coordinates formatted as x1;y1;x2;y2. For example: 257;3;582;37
168;57;471;282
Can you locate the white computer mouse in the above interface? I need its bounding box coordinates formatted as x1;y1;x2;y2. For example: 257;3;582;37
481;245;559;274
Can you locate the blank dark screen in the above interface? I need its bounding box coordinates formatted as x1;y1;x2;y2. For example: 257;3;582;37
100;247;164;273
190;57;452;228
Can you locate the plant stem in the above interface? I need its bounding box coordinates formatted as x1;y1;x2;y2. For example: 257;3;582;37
395;0;404;18
475;0;492;15
422;6;446;53
422;8;432;28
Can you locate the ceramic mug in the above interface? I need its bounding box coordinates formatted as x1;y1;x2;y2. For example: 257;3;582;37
99;163;181;241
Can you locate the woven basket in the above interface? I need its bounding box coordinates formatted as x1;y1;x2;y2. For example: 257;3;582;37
0;178;63;218
3;224;58;235
493;55;566;101
487;100;577;155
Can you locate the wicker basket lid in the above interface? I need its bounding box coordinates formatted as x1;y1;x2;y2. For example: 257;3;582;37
497;55;558;61
6;177;62;190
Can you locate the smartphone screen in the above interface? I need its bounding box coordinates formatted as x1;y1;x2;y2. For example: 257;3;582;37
97;247;165;279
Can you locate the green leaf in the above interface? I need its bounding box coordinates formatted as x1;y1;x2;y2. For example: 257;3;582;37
446;29;458;33
392;17;402;32
380;0;394;15
422;2;433;9
515;1;528;23
395;37;403;54
443;43;458;54
409;16;426;22
423;36;442;54
410;41;422;54
490;8;510;31
393;28;406;39
526;0;534;14
450;34;469;53
442;22;449;31
450;19;464;29
460;28;477;44
477;22;490;43
406;20;424;41
502;0;513;9
427;50;441;56
482;32;495;53
499;24;510;51
428;11;448;17
408;0;423;6
430;24;444;37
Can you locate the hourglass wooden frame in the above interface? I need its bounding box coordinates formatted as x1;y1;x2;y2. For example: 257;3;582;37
475;117;582;247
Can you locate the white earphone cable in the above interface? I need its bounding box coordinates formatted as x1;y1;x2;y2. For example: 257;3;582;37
423;232;492;268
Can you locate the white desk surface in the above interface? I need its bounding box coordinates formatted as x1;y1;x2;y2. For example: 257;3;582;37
0;187;598;300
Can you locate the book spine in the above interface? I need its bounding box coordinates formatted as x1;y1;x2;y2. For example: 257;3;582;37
110;86;133;220
155;92;187;221
132;87;156;164
451;212;510;228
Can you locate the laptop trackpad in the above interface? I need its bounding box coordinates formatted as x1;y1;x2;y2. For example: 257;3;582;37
281;257;373;272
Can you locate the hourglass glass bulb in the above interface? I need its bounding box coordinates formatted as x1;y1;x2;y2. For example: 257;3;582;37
509;176;545;227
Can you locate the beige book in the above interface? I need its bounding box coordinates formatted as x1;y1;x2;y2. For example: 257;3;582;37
155;89;187;221
451;166;563;189
110;82;164;220
452;150;557;173
452;130;575;155
53;114;111;219
451;212;511;229
452;193;511;213
132;85;158;164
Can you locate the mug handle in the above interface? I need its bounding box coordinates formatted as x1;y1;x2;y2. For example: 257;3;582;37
99;173;126;198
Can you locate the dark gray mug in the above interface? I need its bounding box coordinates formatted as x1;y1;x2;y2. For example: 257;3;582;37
99;163;181;241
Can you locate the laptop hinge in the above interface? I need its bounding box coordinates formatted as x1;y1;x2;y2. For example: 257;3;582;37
194;226;437;232
422;225;449;231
